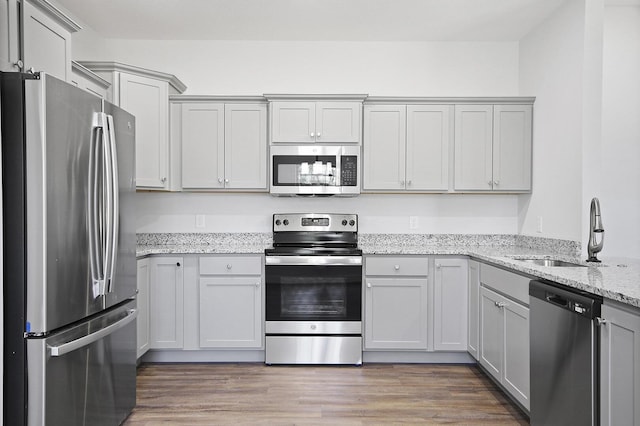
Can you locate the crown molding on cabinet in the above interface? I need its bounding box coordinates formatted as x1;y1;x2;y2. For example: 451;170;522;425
78;61;187;93
169;95;267;104
27;0;82;32
264;94;368;102
71;61;111;89
364;96;536;105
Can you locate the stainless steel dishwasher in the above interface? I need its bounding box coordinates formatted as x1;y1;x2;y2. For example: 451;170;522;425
529;279;603;426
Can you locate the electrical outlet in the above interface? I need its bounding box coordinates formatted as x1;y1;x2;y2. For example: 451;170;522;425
409;216;419;229
536;216;543;233
195;214;206;228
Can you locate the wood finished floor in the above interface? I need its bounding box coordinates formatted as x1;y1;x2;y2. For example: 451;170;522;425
124;363;529;425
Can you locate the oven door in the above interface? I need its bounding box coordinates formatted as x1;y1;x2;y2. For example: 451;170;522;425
270;145;360;196
265;256;362;332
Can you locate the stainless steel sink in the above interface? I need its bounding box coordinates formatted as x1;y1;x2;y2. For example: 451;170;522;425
517;258;587;267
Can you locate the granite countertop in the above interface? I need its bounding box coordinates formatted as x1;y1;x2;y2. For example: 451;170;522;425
137;233;640;309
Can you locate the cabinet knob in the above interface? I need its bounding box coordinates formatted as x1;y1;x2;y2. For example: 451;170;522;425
176;262;181;267
255;282;260;287
310;132;315;138
14;60;24;70
494;180;500;186
436;264;441;269
218;177;224;184
487;180;493;186
597;317;608;326
407;180;412;186
226;264;232;270
394;265;400;270
495;301;507;308
225;178;229;183
367;282;372;288
400;180;405;186
161;177;167;183
317;133;321;139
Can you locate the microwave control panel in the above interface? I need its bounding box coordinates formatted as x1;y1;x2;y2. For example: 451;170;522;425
341;156;358;186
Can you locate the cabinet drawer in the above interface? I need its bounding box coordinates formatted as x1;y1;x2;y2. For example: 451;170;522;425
199;256;262;275
480;263;530;305
365;256;429;276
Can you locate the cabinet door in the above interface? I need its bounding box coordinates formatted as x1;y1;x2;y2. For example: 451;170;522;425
493;105;532;191
363;105;406;191
0;0;20;72
149;257;184;349
454;105;493;191
503;299;530;411
119;73;170;189
315;102;361;143
479;286;503;383
601;303;640;426
467;261;480;360
225;103;267;189
22;0;73;81
364;277;428;350
271;102;315;143
136;259;150;358
199;277;262;348
433;258;468;351
181;103;225;189
406;105;451;191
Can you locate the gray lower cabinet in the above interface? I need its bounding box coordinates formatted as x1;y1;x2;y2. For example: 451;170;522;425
364;256;429;350
600;300;640;425
198;255;263;349
136;258;151;358
479;264;530;411
149;256;184;349
467;260;480;360
433;258;468;351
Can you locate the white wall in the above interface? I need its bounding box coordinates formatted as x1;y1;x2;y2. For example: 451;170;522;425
517;0;587;242
136;192;519;234
600;5;640;257
74;39;520;97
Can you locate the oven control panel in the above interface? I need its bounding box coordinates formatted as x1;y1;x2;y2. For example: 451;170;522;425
273;213;357;232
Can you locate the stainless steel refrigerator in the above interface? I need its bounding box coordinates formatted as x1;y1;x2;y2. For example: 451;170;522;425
1;72;137;425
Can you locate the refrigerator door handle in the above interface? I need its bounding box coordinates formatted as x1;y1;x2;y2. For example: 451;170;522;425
103;114;119;294
49;309;137;357
88;114;106;297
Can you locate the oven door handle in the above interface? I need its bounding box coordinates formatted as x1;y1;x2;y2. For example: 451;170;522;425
265;256;362;266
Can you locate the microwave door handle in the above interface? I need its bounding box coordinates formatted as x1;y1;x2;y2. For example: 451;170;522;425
102;114;119;295
88;115;105;296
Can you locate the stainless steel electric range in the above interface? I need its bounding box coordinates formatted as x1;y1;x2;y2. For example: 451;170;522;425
264;213;363;365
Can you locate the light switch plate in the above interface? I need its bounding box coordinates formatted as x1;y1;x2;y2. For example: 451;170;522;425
409;216;419;229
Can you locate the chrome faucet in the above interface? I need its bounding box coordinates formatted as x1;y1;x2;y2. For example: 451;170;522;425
586;197;604;262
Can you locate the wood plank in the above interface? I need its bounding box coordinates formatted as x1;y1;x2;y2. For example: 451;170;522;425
124;363;529;425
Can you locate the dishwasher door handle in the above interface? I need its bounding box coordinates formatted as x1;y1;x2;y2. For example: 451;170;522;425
546;293;569;308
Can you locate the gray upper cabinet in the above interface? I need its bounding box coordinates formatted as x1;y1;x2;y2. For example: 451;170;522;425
363;102;451;192
0;0;21;72
80;62;187;190
171;97;268;191
22;0;81;81
70;61;110;99
454;103;533;192
600;301;640;426
266;95;365;144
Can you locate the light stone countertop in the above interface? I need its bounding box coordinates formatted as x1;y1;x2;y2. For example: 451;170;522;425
137;233;640;309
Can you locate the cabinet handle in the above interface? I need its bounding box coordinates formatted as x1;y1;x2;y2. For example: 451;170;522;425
596;317;607;326
226;264;232;270
495;301;507;308
367;282;372;288
176;262;181;267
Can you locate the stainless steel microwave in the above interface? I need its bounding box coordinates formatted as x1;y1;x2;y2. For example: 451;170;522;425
270;145;360;196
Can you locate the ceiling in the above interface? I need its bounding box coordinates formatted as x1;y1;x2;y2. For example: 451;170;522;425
54;0;573;42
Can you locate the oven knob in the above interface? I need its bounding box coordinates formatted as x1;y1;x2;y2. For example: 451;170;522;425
275;219;282;226
342;219;348;226
349;220;356;226
283;219;289;226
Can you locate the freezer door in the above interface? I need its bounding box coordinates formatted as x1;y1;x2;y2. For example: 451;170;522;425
27;300;137;426
22;74;136;333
